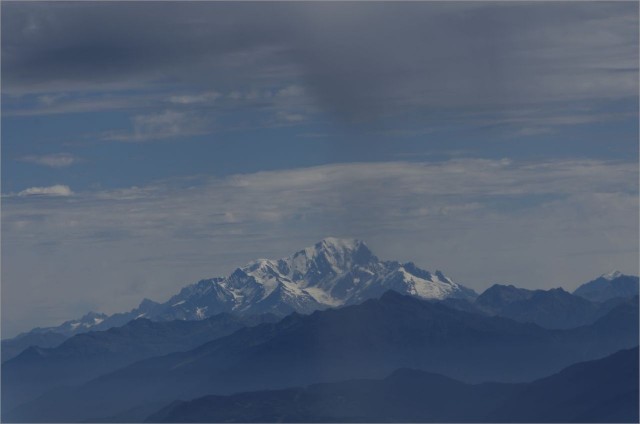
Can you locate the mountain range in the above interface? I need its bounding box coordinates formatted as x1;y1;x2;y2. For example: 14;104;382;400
573;270;639;302
11;238;637;343
460;283;635;329
5;290;637;422
18;238;476;339
1;313;278;411
2;238;638;423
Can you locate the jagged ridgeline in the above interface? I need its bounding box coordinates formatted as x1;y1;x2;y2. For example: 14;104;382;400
2;238;638;423
19;238;478;338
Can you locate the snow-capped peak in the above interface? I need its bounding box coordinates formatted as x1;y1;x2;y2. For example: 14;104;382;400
242;258;279;274
434;270;452;284
293;238;367;261
319;237;363;251
163;238;471;316
32;238;476;337
601;270;623;280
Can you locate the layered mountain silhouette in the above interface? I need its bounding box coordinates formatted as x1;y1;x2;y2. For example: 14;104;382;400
148;368;518;423
2;239;638;423
468;284;631;329
5;291;637;422
1;331;67;363
2;313;278;412
487;346;639;423
147;346;639;423
573;271;639;302
8;240;636;346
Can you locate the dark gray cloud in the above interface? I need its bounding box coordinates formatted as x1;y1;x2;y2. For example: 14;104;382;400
2;2;294;90
3;2;637;123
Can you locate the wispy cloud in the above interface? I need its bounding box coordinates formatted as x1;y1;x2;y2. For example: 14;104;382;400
17;184;73;197
18;153;80;168
101;110;213;142
3;91;163;117
169;91;221;105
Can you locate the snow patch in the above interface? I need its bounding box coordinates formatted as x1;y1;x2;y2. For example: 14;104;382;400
601;270;623;280
195;306;208;319
397;267;455;300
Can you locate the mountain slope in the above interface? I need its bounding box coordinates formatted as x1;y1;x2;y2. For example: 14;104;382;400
146;347;639;423
18;238;476;337
146;369;517;423
1;313;278;412
475;284;534;313
474;285;618;329
1;331;68;363
7;291;637;423
573;271;639;302
488;346;639;423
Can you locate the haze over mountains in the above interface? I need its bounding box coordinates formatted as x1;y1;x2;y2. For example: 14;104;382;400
464;283;638;329
1;238;638;423
4;1;638;423
15;238;477;339
574;270;639;302
147;346;639;423
2;314;279;409
4;292;638;422
11;238;637;342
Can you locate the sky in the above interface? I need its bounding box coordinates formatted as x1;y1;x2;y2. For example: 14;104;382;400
1;1;638;337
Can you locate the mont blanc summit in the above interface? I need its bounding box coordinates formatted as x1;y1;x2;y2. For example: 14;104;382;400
27;238;477;337
126;238;476;321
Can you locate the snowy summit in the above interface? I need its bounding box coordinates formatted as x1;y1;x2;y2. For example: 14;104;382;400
28;238;477;336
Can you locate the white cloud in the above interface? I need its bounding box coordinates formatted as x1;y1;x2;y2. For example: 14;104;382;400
169;91;221;105
17;184;73;197
18;153;79;168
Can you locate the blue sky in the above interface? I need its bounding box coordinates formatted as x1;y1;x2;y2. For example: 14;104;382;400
2;2;638;337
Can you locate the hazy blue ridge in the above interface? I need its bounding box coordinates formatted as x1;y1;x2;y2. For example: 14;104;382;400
1;313;278;413
146;346;639;423
1;331;68;363
573;272;639;302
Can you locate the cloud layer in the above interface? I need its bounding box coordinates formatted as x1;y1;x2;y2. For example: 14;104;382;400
3;2;637;131
3;159;637;336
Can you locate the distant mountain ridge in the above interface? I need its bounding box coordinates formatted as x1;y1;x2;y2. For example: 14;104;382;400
20;238;476;337
6;240;637;363
1;313;279;413
470;284;625;329
488;346;639;422
573;271;639;302
1;332;67;363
